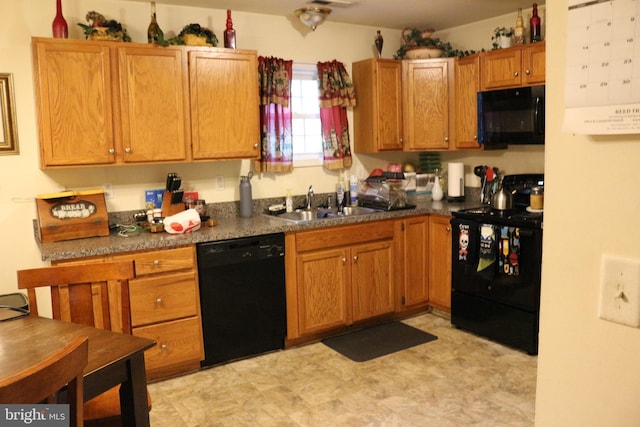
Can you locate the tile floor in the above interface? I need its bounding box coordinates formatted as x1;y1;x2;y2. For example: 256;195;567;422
148;314;537;426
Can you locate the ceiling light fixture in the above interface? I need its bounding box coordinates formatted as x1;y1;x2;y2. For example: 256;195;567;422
295;7;332;31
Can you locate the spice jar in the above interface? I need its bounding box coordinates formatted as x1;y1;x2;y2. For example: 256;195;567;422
530;186;544;210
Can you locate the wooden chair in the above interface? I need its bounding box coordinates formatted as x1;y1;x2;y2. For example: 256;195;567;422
0;335;89;427
16;261;151;427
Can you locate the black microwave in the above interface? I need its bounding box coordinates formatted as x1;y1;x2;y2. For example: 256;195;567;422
477;85;545;146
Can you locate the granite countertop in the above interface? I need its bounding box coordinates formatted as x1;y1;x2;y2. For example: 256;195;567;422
36;193;482;262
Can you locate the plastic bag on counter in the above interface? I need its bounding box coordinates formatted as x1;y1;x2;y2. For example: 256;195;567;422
164;209;201;234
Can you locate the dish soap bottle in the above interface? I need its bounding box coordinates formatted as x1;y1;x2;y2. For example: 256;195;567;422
336;177;345;212
224;9;236;49
285;189;293;213
349;175;358;206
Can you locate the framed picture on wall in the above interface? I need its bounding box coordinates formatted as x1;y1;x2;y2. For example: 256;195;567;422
0;73;18;155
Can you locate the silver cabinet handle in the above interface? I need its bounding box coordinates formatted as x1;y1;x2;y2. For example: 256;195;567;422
353;255;358;262
525;69;531;75
342;257;347;263
154;260;160;266
156;298;162;304
444;137;449;142
514;71;519;77
161;344;168;350
108;148;115;154
125;147;132;153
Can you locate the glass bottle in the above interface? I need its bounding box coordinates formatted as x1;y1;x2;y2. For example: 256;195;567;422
375;30;384;58
52;0;68;39
147;1;161;44
530;3;542;43
224;10;236;49
514;8;525;45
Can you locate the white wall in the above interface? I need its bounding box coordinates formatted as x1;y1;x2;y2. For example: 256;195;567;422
535;1;640;425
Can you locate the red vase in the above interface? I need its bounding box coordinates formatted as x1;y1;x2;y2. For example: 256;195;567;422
52;0;68;39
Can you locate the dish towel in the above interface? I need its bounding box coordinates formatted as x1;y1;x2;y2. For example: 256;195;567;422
477;224;496;279
457;223;470;262
499;226;520;276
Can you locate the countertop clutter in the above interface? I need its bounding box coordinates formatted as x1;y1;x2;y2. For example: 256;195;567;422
35;193;480;262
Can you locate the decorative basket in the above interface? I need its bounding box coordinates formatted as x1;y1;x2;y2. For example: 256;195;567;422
181;34;212;46
90;27;124;41
405;46;444;59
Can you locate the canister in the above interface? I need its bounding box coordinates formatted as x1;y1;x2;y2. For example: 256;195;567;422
530;186;544;210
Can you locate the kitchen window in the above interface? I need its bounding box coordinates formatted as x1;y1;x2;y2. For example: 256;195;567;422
291;63;322;166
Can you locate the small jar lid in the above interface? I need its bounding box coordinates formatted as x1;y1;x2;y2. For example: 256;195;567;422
531;186;543;195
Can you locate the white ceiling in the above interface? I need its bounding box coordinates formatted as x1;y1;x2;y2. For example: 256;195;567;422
128;0;545;30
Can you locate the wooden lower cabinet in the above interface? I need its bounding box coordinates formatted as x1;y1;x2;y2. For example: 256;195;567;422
287;220;396;340
428;215;452;310
351;240;395;321
132;317;203;380
112;246;204;380
296;247;350;335
396;215;429;311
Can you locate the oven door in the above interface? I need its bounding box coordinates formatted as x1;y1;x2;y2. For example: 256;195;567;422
450;217;542;312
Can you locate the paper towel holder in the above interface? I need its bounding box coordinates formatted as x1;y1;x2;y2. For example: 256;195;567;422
447;162;466;202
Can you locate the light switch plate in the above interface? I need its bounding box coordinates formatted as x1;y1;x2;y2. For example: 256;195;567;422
599;254;640;327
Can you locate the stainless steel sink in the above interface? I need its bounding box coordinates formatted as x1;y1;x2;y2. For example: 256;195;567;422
270;206;381;223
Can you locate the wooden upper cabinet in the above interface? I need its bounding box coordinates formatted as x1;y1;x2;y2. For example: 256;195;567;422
189;49;260;160
32;38;117;167
117;45;190;163
522;42;546;86
454;54;481;150
352;59;403;153
403;59;454;151
481;42;546;90
32;38;260;168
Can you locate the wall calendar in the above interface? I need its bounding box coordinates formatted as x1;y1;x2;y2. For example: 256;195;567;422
563;0;640;134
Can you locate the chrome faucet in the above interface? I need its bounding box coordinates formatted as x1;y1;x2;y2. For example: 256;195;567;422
306;185;314;209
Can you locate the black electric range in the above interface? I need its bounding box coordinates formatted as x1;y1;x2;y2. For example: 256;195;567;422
449;174;543;355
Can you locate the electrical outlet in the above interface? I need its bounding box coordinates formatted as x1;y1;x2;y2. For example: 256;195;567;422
102;183;114;199
215;176;225;191
599;254;640;327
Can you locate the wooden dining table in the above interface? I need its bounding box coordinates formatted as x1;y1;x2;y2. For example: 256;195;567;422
0;316;156;427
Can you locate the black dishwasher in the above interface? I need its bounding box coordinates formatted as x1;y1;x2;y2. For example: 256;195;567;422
196;233;287;367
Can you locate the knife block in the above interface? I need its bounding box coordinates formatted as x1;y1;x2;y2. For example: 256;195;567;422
161;190;185;217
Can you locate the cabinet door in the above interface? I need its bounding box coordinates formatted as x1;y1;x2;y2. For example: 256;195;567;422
352;59;403;152
297;248;350;335
351;240;394;321
480;48;523;90
189;49;260;160
117;45;189;163
32;38;116;167
454;55;481;150
428;215;452;310
522;42;546;86
403;59;453;150
399;216;429;309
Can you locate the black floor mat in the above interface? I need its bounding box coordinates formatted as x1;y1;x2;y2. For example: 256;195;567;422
322;321;438;362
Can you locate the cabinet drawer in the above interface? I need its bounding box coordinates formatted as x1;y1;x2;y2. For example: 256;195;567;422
113;246;195;276
296;220;395;252
133;316;203;372
129;271;198;326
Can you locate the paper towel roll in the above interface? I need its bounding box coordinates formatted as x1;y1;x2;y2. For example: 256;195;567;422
448;162;465;199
